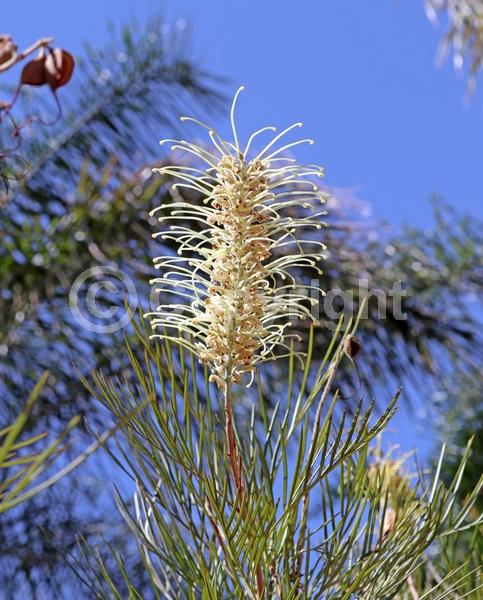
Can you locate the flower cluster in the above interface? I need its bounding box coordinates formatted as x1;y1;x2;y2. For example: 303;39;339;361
148;87;327;387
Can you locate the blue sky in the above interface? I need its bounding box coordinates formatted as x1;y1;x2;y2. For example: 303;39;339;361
5;0;482;228
4;1;480;456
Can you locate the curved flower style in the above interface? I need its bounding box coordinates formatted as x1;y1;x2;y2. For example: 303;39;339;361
148;87;327;388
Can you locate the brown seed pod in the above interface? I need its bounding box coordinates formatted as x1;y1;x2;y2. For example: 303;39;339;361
21;48;48;86
0;35;17;66
21;47;74;90
344;335;361;358
45;48;74;90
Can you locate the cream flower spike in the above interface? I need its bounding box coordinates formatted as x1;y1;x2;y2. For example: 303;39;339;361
147;87;328;388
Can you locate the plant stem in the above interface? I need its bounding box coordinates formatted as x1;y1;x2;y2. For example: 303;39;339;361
407;575;420;600
224;370;264;597
224;373;243;497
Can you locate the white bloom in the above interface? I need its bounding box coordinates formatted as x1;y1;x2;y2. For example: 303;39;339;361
148;87;327;387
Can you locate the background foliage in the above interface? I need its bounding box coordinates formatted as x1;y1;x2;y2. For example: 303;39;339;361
0;7;481;598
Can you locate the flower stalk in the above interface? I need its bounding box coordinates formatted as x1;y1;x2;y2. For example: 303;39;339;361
148;87;327;597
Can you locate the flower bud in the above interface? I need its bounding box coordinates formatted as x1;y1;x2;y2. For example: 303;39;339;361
344;335;361;358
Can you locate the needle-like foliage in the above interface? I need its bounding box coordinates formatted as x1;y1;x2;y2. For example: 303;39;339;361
0;17;223;597
1;14;481;598
72;319;482;599
0;373;80;514
69;95;482;599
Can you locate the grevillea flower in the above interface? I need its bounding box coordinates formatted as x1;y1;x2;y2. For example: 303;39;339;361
148;87;327;388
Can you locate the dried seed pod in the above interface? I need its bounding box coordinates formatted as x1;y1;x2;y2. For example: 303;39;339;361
0;35;17;66
21;48;48;86
45;48;74;90
344;335;361;358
